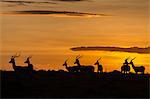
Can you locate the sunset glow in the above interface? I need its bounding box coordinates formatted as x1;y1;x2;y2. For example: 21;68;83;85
1;0;149;73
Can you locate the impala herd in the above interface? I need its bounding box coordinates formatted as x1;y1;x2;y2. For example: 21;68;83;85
9;54;33;72
9;54;145;74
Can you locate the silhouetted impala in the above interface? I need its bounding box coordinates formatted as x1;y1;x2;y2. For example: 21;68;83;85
74;55;94;72
9;54;33;72
63;59;79;72
24;56;34;71
94;57;103;73
121;57;130;74
129;57;145;74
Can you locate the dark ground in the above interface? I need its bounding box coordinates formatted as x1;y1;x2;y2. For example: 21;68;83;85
1;70;150;98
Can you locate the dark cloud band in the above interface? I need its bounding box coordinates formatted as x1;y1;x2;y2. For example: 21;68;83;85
8;10;108;17
70;46;150;54
51;0;87;2
1;0;57;4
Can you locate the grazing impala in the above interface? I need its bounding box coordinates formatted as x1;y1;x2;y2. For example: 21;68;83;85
9;54;33;72
129;57;145;74
94;57;103;73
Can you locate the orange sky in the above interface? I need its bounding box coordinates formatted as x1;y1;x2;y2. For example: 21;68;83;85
0;0;149;73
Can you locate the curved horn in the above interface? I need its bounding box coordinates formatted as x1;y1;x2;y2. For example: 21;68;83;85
29;55;32;59
14;53;20;58
76;54;83;59
65;58;69;62
13;53;17;57
131;57;136;61
76;55;80;59
77;55;82;59
97;57;101;61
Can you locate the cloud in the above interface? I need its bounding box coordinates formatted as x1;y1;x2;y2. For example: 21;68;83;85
1;0;57;5
70;46;150;54
5;10;108;17
1;0;90;7
51;0;87;2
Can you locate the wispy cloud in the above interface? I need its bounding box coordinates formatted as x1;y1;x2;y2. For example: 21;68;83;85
50;0;88;2
1;0;57;5
4;10;108;17
70;46;150;54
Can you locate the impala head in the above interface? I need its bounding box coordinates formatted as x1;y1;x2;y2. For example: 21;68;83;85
24;55;32;63
63;59;68;66
125;56;130;62
94;57;101;65
74;55;82;64
9;53;20;63
129;57;136;64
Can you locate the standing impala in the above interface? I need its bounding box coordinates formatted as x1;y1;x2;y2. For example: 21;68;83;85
74;55;82;66
24;56;34;71
74;55;94;72
129;57;145;74
94;57;103;73
121;57;130;74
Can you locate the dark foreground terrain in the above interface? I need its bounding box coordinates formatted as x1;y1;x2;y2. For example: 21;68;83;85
1;71;150;98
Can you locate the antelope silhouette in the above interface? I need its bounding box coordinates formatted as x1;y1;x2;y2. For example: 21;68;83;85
63;59;79;72
9;54;33;72
74;55;82;66
24;56;34;71
74;55;94;72
121;57;130;74
129;57;145;74
94;57;103;73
